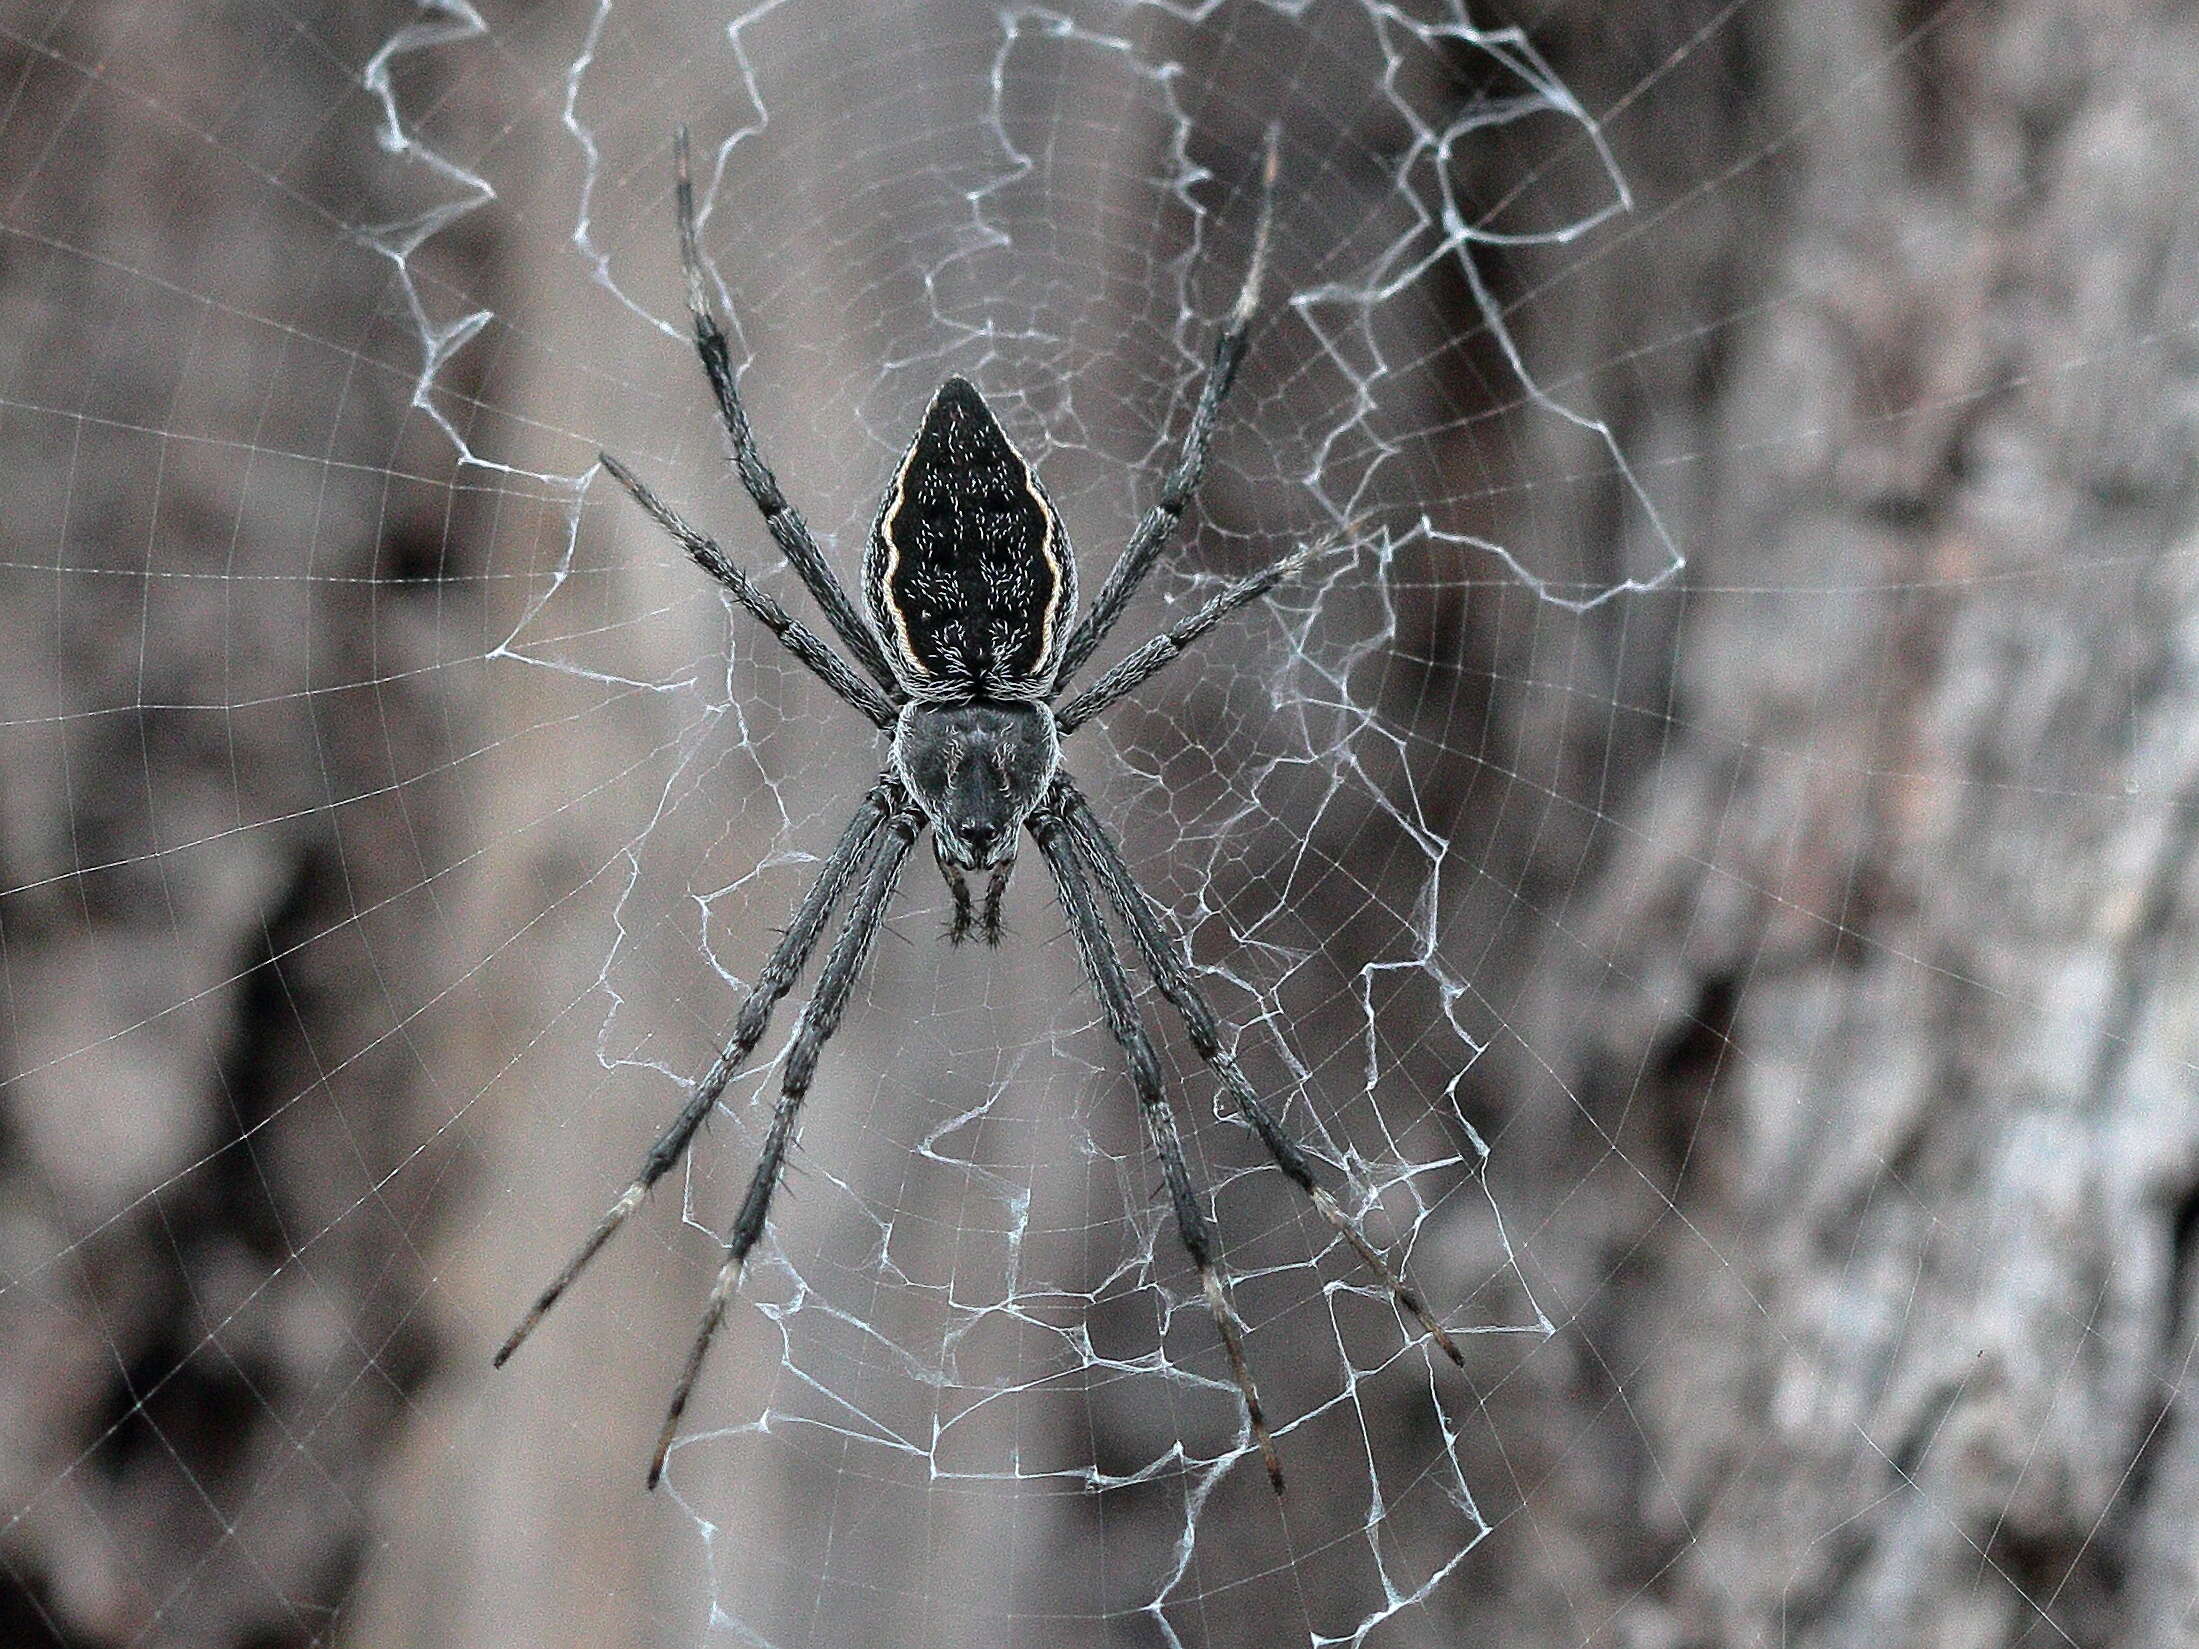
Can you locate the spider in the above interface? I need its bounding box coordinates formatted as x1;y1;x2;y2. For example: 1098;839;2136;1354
495;128;1463;1494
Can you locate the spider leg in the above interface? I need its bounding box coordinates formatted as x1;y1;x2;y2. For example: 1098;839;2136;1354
1053;775;1463;1367
1029;804;1284;1495
673;128;900;696
599;451;897;728
979;862;1012;946
1053;126;1279;693
495;779;901;1371
943;864;975;945
937;840;1013;948
1053;525;1344;734
650;801;923;1488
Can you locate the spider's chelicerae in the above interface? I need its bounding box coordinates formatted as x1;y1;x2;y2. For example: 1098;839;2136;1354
496;128;1463;1493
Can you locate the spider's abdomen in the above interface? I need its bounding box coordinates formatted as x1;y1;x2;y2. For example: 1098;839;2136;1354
867;376;1075;700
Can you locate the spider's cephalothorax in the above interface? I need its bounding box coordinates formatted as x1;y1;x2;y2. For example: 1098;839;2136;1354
502;126;1465;1499
894;697;1058;941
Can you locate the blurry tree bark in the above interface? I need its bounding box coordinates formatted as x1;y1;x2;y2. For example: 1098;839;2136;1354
1419;3;2199;1644
0;3;490;1644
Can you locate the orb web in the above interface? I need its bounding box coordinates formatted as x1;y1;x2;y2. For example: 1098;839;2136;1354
408;4;1677;1643
29;0;2063;1643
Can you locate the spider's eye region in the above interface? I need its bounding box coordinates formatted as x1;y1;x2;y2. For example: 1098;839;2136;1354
893;701;1058;870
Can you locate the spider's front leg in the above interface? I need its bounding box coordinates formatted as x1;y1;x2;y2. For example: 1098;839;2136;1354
934;836;1014;947
1053;775;1463;1368
495;779;902;1372
650;799;923;1488
1029;796;1284;1494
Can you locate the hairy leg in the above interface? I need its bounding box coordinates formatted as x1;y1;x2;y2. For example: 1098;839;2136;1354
1053;526;1341;734
1053;774;1463;1366
649;803;923;1487
599;451;897;727
673;127;900;695
495;780;902;1369
1053;127;1279;692
1030;805;1283;1493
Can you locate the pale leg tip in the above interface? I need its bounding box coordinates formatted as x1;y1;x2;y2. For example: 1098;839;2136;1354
491;1315;535;1369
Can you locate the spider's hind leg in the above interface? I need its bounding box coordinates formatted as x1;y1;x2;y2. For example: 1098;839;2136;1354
669;127;899;697
1051;125;1281;694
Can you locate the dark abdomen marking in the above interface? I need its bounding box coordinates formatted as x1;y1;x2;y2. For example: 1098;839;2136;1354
868;376;1074;696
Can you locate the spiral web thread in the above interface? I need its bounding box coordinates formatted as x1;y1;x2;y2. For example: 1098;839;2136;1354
367;2;1677;1644
0;1;1686;1644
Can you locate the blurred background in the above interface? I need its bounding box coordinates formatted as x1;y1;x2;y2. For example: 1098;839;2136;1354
5;0;2198;1644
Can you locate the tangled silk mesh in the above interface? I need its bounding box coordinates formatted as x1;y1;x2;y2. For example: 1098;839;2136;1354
371;0;1678;1641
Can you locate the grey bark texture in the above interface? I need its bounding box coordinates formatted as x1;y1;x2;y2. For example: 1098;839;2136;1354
3;0;2197;1646
0;2;491;1643
1417;2;2199;1644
